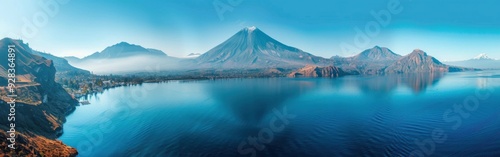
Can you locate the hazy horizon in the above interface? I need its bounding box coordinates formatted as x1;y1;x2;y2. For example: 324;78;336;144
1;0;500;61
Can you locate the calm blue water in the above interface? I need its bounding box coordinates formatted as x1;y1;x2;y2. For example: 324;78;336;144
59;71;500;157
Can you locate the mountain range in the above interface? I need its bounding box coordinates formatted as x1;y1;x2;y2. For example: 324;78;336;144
1;27;484;77
288;47;473;77
57;27;478;75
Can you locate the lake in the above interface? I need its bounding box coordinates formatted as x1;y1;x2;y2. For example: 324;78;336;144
59;71;500;157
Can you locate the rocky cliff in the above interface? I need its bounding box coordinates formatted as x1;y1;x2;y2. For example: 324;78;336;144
288;65;347;77
0;38;78;156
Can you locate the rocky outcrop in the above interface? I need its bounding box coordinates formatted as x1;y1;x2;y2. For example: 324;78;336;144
0;132;77;157
288;65;347;77
384;49;472;73
0;38;78;156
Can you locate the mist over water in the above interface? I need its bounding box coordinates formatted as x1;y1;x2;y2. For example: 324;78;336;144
59;71;500;156
69;55;181;74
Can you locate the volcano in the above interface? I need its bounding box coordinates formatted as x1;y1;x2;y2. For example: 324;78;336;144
196;26;331;69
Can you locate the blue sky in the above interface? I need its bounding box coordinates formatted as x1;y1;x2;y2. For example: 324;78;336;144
1;0;499;61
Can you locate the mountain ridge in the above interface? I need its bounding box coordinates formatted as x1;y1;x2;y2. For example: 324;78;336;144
81;42;167;60
331;46;402;75
31;50;90;75
349;46;402;61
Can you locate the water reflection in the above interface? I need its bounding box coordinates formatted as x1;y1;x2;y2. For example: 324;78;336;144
205;78;315;124
477;77;488;89
401;72;444;93
205;73;444;124
345;72;444;95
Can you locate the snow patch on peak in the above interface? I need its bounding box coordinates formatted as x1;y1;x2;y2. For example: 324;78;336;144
473;53;492;60
246;26;257;32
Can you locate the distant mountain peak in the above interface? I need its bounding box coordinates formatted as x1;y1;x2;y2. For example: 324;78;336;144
82;42;166;60
410;49;427;55
116;41;131;45
241;26;264;35
412;49;424;53
108;41;142;49
444;53;500;69
331;55;343;59
184;53;201;58
352;46;401;61
103;41;142;50
472;53;493;60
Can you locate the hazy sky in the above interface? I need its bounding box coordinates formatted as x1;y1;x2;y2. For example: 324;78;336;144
1;0;499;61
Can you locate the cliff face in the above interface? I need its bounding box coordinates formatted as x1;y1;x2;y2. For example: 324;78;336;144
0;38;78;156
288;65;347;77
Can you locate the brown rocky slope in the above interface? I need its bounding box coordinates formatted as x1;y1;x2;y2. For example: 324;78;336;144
0;38;78;156
288;65;347;77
